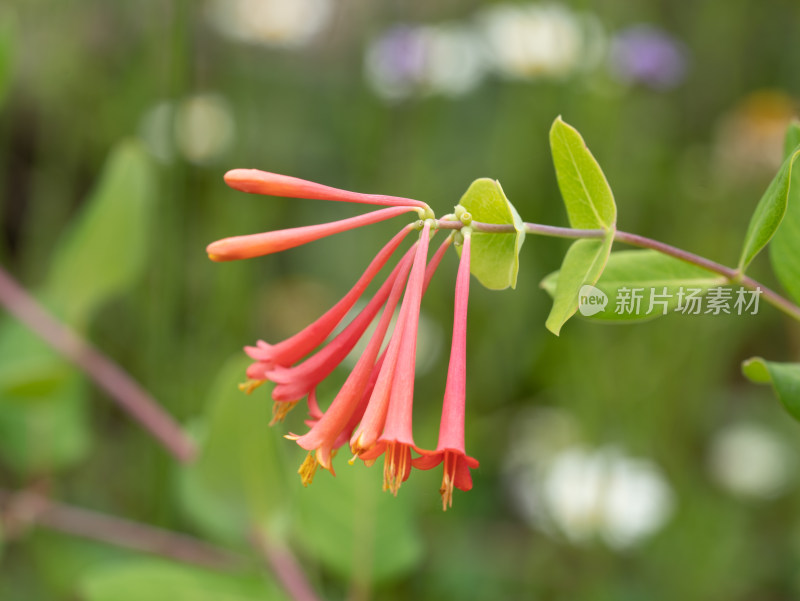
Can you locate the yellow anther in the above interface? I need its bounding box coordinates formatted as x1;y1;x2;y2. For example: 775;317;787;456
238;379;265;394
269;400;299;426
298;451;318;487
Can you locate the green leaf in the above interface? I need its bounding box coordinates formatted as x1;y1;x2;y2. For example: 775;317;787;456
769;121;800;304
540;250;726;322
738;139;800;271
177;356;289;545
742;357;800;422
455;178;525;290
0;141;156;474
549;116;617;230
543;234;614;335
43;140;156;327
294;460;423;586
80;559;285;601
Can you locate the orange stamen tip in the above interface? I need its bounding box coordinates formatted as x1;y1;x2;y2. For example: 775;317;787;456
383;442;410;497
298;451;318;487
238;379;265;395
440;472;455;511
270;400;299;426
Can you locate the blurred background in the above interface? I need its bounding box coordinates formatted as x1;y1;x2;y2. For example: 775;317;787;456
1;1;800;600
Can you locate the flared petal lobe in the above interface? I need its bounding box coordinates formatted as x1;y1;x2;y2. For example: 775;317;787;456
413;231;479;510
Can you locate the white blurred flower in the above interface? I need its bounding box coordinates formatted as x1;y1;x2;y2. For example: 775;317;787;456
505;411;673;550
174;94;235;165
365;24;487;101
138;101;176;163
708;422;795;500
478;3;605;80
206;0;332;49
138;93;235;165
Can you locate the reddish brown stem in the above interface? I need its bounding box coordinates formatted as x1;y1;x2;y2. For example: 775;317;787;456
0;265;197;462
0;488;242;569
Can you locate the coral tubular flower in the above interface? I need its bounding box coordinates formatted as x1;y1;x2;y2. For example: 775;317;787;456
349;233;450;459
224;169;433;213
242;224;414;374
355;221;432;495
207;205;417;262
207;166;486;509
289;242;416;474
267;244;417;402
413;230;479;510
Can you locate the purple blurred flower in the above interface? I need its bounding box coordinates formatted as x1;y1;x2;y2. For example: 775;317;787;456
609;25;688;90
365;24;487;101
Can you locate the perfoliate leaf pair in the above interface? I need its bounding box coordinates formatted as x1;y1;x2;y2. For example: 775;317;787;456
544;117;617;335
455;178;525;290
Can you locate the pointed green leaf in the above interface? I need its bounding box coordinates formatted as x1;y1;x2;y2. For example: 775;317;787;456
294;460;423;586
455;178;525;290
544;234;614;335
769;121;800;304
549;116;617;230
177;356;288;545
738;139;800;271
80;559;286;601
43;140;156;327
742;357;800;422
541;250;726;322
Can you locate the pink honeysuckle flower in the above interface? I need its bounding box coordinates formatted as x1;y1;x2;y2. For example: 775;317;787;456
224;169;433;214
207;206;417;262
287;240;417;478
352;221;432;495
413;230;479;510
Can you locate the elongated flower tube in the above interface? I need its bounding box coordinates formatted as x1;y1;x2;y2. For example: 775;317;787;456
242;225;413;375
414;230;479;510
350;233;450;458
224;169;433;214
267;244;417;402
288;244;416;478
207;206;417;262
355;221;432;495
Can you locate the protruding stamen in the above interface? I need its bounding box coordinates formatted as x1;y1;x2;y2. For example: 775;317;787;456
270;400;299;426
238;379;265;394
298;451;319;487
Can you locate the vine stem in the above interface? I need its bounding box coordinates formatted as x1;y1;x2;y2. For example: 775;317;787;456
434;219;800;322
250;527;324;601
0;487;244;569
0;265;197;462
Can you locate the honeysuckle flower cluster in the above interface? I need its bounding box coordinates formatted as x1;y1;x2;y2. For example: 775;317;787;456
207;169;479;509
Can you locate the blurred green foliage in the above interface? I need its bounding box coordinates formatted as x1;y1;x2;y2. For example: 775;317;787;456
1;1;800;600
